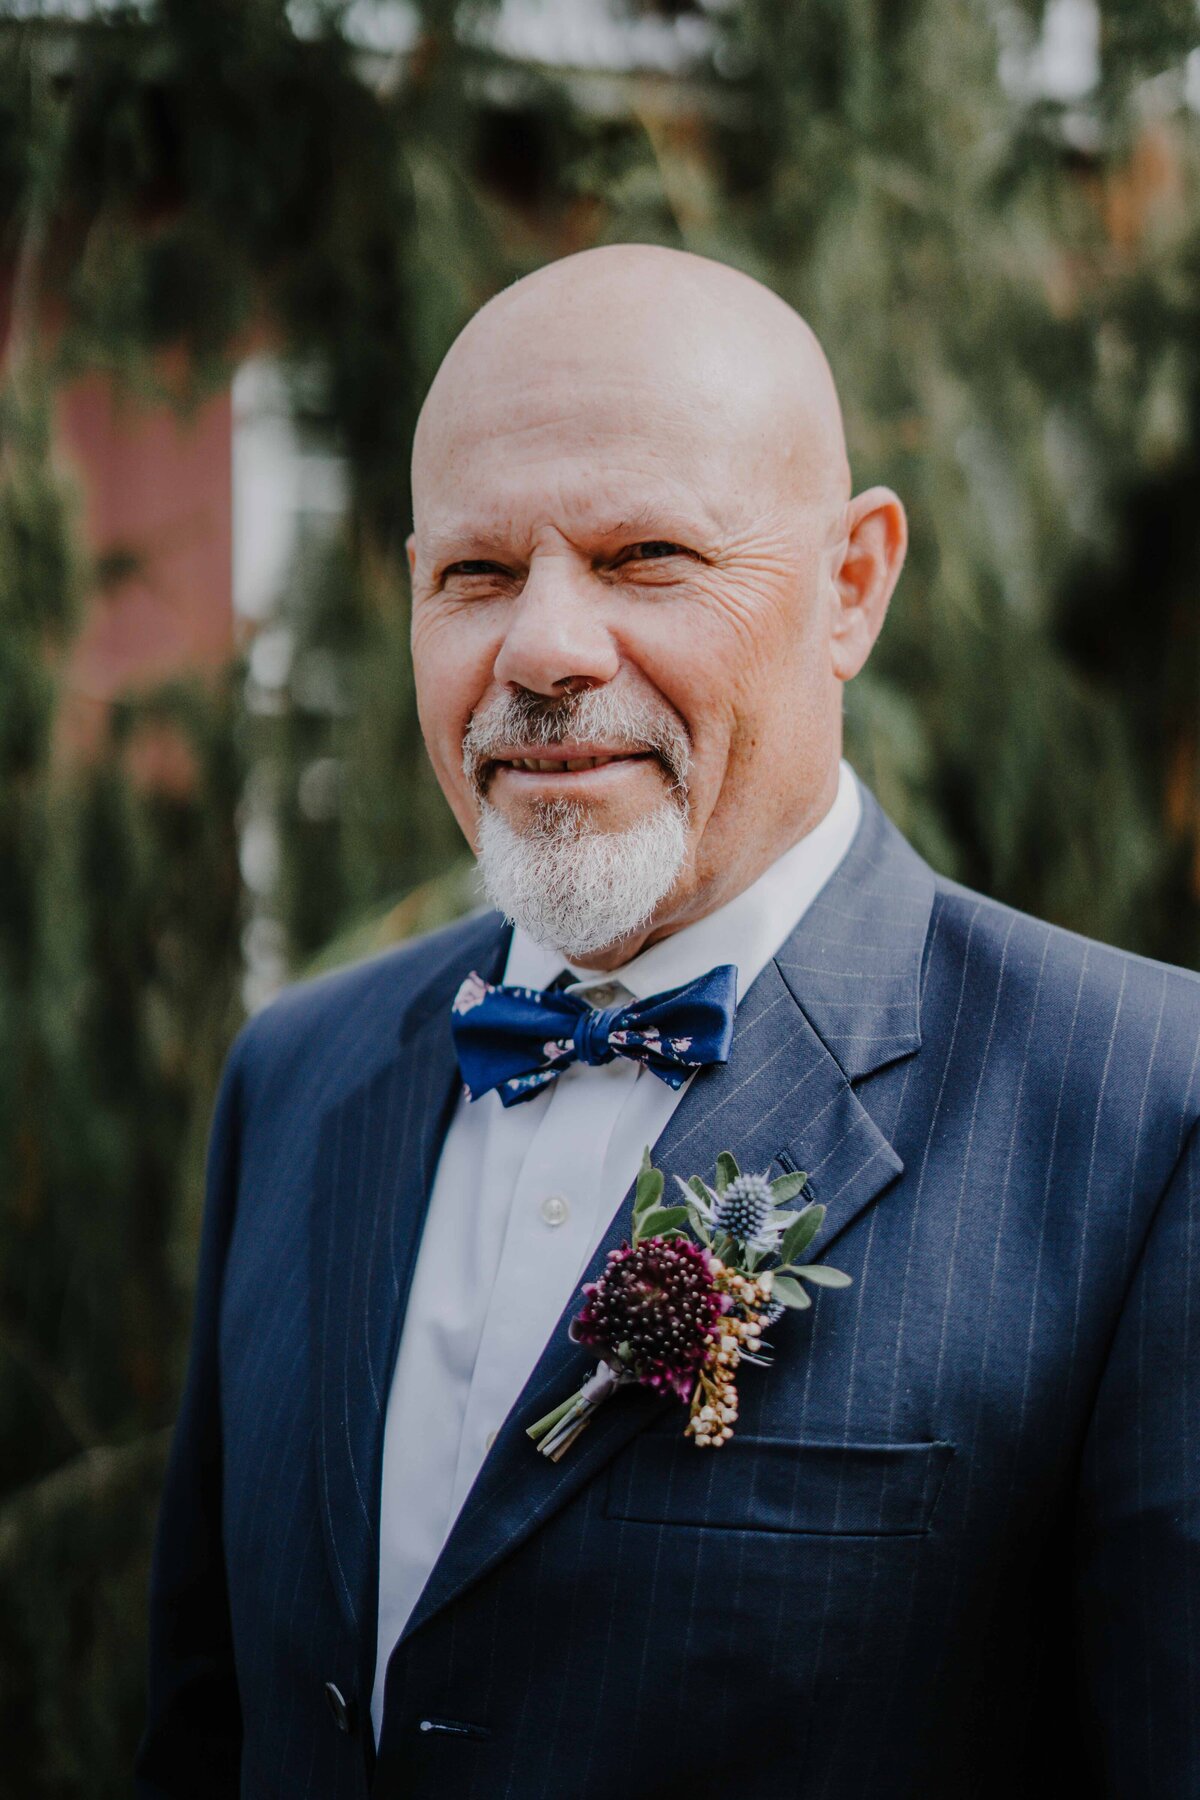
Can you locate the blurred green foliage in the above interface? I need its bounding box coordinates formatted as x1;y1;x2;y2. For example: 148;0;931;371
0;1;1198;1793
0;373;241;1792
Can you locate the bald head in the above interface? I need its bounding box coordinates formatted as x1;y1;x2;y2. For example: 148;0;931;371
408;243;905;967
414;245;850;526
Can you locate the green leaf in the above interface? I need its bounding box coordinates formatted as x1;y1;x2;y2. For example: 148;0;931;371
795;1263;852;1289
685;1202;712;1245
770;1171;809;1203
636;1205;690;1240
634;1162;665;1221
778;1203;825;1266
771;1274;812;1310
677;1175;715;1243
715;1151;739;1193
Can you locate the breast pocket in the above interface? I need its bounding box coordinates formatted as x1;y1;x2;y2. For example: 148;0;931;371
603;1433;954;1536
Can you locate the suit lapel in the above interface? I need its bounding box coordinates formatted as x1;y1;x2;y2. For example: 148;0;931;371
772;781;935;1082
309;913;511;1686
400;788;937;1646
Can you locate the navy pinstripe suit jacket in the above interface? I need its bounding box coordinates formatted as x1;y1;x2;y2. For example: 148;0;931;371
136;786;1200;1800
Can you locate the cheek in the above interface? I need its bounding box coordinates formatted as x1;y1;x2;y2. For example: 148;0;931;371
645;580;824;808
619;580;798;740
620;639;728;760
412;608;496;774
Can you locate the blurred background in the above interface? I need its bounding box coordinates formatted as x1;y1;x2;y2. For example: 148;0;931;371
1;0;1198;1791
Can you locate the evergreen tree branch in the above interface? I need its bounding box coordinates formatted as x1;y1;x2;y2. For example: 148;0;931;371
0;1429;170;1576
0;1311;104;1453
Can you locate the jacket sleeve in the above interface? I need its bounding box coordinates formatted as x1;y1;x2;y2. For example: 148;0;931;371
134;1030;248;1798
1075;1115;1200;1796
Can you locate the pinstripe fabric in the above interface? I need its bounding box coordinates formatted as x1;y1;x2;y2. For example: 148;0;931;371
137;787;1200;1800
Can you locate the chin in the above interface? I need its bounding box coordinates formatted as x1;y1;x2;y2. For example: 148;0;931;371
529;800;642;838
476;788;691;959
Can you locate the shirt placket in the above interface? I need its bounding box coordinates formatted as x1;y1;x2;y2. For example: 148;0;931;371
445;1054;638;1523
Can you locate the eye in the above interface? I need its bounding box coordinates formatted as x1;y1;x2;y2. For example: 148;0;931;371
443;560;511;578
618;541;695;563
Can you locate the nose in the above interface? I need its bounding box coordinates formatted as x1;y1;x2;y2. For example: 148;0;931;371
491;558;620;696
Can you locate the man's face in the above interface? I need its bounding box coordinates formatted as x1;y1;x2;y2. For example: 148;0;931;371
409;259;877;964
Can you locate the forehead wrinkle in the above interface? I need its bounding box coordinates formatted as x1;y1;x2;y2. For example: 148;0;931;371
419;474;729;560
418;388;843;547
421;374;720;481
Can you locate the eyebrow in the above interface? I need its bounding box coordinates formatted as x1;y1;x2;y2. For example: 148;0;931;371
589;504;715;539
427;502;720;563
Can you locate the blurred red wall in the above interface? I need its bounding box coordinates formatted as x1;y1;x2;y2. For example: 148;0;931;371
53;369;235;763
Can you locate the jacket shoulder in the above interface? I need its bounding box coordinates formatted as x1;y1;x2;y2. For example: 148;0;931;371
928;873;1200;1089
229;907;504;1114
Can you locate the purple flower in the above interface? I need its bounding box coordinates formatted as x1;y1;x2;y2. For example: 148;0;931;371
569;1236;731;1402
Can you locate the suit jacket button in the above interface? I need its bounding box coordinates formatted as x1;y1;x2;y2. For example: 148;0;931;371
324;1681;354;1734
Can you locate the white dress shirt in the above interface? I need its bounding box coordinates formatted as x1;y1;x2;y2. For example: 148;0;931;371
370;759;862;1739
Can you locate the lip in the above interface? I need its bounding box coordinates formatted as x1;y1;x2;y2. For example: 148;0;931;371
485;744;659;777
485;751;663;792
489;752;658;781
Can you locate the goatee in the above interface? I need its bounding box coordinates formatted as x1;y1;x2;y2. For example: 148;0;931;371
464;684;691;960
476;795;689;961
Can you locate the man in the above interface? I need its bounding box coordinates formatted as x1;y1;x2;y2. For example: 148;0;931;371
136;246;1199;1799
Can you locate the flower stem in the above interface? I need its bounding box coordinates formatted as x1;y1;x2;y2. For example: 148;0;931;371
526;1391;582;1443
537;1398;591;1458
544;1414;593;1461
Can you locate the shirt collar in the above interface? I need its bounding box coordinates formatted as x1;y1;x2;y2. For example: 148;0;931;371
502;759;862;1007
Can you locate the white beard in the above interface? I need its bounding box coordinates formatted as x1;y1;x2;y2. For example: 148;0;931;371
476;795;688;962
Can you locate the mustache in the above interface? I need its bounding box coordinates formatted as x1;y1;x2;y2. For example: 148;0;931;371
462;686;691;799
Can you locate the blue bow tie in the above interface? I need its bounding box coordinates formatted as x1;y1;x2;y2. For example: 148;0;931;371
450;963;738;1107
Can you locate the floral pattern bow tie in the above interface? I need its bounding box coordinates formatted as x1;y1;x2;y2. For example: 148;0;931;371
450;963;739;1107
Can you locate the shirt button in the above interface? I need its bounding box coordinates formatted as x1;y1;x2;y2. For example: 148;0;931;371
540;1193;570;1227
587;983;617;1006
485;1427;498;1450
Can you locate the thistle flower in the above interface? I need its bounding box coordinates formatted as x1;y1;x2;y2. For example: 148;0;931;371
713;1171;774;1242
570;1237;731;1401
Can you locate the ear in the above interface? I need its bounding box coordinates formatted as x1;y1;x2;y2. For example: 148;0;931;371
828;486;907;681
406;531;417;579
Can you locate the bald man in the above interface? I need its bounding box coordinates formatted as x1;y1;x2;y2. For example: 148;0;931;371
138;248;1200;1800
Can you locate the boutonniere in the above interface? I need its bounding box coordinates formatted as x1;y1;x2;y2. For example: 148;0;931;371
526;1148;851;1461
